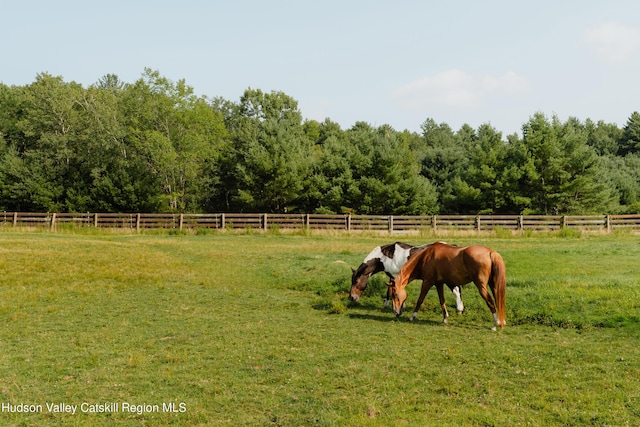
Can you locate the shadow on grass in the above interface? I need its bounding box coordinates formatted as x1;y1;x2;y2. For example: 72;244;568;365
346;312;394;322
346;312;445;326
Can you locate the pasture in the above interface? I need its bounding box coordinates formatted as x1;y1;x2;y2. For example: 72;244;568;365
0;230;638;426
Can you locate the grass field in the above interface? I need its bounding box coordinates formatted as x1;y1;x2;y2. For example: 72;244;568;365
0;229;639;426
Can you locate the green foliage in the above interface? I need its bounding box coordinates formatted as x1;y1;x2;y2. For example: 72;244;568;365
220;88;312;213
451;124;507;213
124;69;228;212
619;111;640;156
500;113;614;214
0;72;638;215
418;119;465;213
585;118;622;156
597;154;640;209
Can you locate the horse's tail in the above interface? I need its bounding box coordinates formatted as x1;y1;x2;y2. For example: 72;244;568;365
490;251;507;327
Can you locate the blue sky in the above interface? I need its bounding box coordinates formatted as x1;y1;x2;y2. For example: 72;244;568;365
2;0;639;136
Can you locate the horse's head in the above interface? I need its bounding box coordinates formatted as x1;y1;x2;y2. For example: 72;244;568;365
349;265;370;302
387;278;407;317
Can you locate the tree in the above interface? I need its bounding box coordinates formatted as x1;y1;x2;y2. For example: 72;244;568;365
451;124;507;213
305;122;436;214
357;124;437;215
298;119;357;213
502;113;613;214
619;111;640;156
73;80;159;212
95;73;125;92
122;69;227;212
0;74;83;211
418;118;468;213
585;119;622;156
221;88;313;213
598;154;640;212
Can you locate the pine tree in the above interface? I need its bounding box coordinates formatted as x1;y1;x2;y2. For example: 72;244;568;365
619;112;640;156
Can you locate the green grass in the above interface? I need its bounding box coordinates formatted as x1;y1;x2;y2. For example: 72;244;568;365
0;230;639;426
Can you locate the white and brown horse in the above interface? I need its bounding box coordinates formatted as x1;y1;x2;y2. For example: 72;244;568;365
349;242;464;313
388;242;506;330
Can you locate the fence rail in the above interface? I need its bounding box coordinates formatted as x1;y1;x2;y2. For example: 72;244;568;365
2;212;640;233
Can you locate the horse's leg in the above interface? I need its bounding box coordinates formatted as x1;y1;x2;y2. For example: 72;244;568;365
451;285;464;314
436;283;449;323
410;281;432;322
382;273;393;308
383;286;391;308
474;280;499;330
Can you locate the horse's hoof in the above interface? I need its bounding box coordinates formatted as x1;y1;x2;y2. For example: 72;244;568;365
491;326;497;331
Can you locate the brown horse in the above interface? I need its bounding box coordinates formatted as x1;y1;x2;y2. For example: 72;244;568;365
388;242;506;330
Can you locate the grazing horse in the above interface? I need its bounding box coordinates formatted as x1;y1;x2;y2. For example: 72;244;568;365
349;242;464;313
388;242;506;330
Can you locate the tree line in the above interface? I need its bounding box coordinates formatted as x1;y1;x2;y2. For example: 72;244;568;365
1;69;639;215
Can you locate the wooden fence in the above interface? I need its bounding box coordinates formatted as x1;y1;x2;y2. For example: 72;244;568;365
2;212;640;233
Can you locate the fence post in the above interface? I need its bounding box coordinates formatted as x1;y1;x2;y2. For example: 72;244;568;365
347;215;351;231
606;215;611;233
13;212;18;227
476;215;481;232
263;213;268;231
179;213;184;231
388;215;394;232
305;214;310;231
562;216;567;228
50;213;57;230
136;213;141;232
432;215;437;232
518;215;524;232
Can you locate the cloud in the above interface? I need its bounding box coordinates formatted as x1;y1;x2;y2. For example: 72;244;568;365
582;21;640;62
390;69;533;110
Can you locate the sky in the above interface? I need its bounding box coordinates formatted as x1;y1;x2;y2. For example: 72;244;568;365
2;0;640;136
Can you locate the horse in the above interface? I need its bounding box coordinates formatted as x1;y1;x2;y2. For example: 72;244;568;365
349;242;464;313
387;242;506;330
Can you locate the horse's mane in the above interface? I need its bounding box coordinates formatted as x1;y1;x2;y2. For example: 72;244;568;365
394;244;438;288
